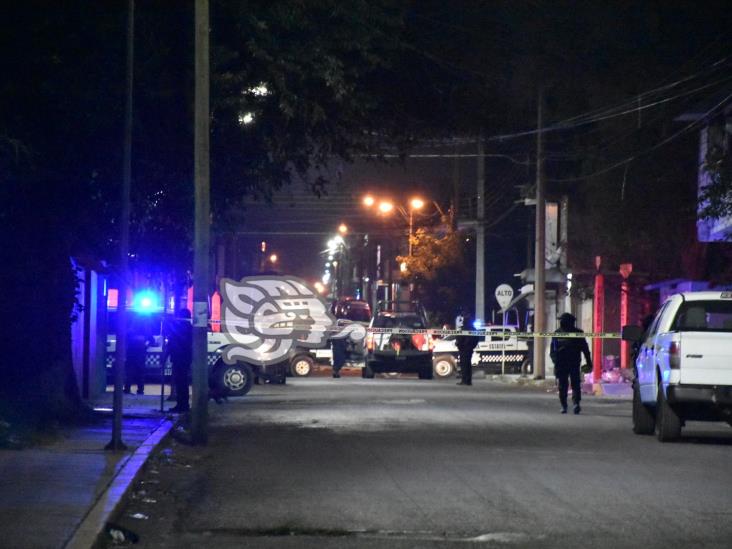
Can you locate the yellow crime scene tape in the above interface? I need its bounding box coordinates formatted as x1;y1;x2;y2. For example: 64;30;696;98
366;327;620;339
210;320;620;339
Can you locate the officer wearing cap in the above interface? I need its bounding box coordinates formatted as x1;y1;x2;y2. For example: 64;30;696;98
550;312;592;414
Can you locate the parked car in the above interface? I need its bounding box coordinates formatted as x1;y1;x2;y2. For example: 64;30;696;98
622;291;732;441
364;303;433;379
106;312;287;396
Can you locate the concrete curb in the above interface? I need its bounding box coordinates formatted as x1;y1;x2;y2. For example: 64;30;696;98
63;419;175;549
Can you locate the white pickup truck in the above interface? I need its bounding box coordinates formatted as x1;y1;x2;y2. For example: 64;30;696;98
623;291;732;441
432;326;530;378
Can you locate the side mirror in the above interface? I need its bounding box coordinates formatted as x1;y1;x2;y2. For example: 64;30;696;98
621;325;643;342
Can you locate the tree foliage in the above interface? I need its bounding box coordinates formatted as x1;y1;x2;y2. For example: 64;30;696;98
398;228;472;324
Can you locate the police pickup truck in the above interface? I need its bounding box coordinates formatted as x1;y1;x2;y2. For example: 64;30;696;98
622;291;732;441
107;325;287;397
432;326;529;378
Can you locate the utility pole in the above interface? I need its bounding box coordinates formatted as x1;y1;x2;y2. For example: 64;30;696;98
107;0;134;452
191;0;210;445
475;134;485;322
533;90;546;380
451;144;460;229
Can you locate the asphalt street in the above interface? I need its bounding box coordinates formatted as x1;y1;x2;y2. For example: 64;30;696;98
108;376;732;548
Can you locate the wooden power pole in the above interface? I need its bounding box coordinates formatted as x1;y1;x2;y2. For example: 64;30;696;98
107;0;135;452
533;89;546;380
191;0;211;445
475;134;485;323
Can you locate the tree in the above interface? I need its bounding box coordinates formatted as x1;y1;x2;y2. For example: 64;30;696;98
398;228;472;325
0;1;415;435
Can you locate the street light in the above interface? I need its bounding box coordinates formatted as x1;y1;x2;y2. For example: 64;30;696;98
408;197;425;256
269;253;278;264
378;201;394;214
410;198;425;210
363;195;375;207
338;223;348;235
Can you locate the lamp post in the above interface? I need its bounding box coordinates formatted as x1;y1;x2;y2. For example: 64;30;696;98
408;198;425;256
363;195;427;257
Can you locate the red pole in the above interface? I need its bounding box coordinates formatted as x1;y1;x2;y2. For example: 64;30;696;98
593;256;604;383
211;290;221;332
619;263;633;369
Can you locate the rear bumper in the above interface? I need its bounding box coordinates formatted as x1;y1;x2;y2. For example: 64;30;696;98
667;384;732;421
367;352;432;373
668;384;732;405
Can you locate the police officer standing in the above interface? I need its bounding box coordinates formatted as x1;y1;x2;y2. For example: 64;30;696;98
550;313;592;414
166;308;192;413
456;312;479;386
331;334;347;378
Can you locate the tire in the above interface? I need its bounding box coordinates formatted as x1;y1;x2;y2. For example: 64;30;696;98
656;383;681;442
290;355;314;377
433;355;456;378
362;362;375;379
216;362;254;397
632;381;655;435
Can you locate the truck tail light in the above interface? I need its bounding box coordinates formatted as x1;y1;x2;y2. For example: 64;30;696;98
669;341;681;369
366;333;374;352
412;333;428;351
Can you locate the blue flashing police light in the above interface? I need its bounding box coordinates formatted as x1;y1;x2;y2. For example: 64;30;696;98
472;318;483;330
132;290;159;313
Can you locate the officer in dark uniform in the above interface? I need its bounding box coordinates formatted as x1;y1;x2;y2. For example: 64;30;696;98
124;314;150;395
550;312;592;414
166;308;192;413
456;313;479;386
331;335;347;378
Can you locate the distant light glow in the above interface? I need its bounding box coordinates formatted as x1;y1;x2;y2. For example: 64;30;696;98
338;223;348;234
410;198;425;210
400;261;408;272
238;112;255;125
472;319;483;330
378;201;394;214
314;282;325;293
269;253;278;264
133;291;159;313
247;83;269;97
363;195;375;207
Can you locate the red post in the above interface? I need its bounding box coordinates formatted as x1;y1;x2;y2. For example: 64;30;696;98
211;290;221;332
593;256;604;383
619;263;633;369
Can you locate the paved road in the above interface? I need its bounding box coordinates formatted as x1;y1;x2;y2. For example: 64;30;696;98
110;377;732;548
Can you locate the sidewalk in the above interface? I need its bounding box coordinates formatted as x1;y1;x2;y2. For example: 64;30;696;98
0;389;174;549
485;373;633;399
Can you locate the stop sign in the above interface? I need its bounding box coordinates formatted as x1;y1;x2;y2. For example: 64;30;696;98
495;284;514;310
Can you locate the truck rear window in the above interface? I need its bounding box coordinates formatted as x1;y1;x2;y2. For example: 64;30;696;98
671;301;732;332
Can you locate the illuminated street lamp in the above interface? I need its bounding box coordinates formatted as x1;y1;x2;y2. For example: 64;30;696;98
269;253;278;264
378;201;394;214
363;195;375;207
410;198;425;210
338;223;348;235
408;197;425;256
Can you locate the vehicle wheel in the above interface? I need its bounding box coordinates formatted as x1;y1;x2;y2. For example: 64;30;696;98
656;383;681;442
290;355;314;377
362;363;375;378
216;362;254;397
433;355;456;378
632;381;655;435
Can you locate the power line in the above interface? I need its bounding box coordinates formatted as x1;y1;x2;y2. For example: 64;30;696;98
547;91;732;183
